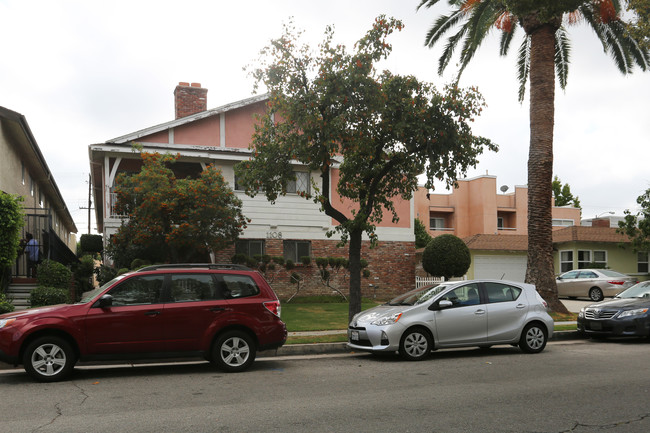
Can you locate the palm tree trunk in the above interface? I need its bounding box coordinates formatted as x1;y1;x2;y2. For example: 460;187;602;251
525;21;569;314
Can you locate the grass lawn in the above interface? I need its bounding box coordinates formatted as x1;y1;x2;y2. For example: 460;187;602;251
281;297;578;344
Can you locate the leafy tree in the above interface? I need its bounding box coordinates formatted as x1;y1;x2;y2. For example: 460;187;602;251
415;218;434;248
0;192;25;283
626;0;650;50
618;187;650;253
237;17;496;320
552;176;581;208
108;152;248;266
422;234;471;280
418;0;649;312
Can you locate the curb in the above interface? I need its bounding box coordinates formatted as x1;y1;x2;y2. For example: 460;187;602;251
0;331;584;371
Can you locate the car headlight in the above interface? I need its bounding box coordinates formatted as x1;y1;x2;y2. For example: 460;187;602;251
371;313;402;326
0;318;16;328
578;308;585;319
618;308;649;318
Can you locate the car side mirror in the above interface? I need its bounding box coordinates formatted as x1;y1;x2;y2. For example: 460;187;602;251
94;294;113;308
430;300;453;311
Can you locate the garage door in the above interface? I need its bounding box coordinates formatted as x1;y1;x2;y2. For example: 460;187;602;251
474;255;527;282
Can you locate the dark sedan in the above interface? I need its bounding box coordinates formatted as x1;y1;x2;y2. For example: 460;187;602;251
578;281;650;338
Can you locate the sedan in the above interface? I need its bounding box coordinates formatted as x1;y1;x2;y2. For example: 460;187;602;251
577;281;650;338
556;269;637;302
348;280;554;361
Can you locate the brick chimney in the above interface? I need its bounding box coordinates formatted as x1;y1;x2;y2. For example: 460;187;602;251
174;82;207;119
592;218;611;228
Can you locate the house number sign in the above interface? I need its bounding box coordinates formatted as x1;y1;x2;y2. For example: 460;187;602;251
266;231;283;239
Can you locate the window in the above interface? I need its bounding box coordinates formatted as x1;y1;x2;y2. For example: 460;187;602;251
286;171;310;194
638;252;649;273
108;275;164;306
439;283;481;307
552;219;574;227
593;250;607;268
577;250;607;269
485;282;521;303
497;217;504;229
30;175;34;197
21;162;25;185
170;274;221;302
430;217;445;230
577;250;591;269
283;240;311;263
560;251;574;272
221;274;260;298
236;239;265;257
561;270;580;279
578;271;598;279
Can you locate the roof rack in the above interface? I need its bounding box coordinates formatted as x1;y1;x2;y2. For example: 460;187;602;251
136;263;251;272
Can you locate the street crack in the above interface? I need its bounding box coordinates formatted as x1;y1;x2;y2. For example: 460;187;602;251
560;413;650;432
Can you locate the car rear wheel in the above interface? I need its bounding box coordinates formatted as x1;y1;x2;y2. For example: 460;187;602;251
519;323;547;354
589;287;604;302
212;331;256;372
23;336;76;382
399;328;432;361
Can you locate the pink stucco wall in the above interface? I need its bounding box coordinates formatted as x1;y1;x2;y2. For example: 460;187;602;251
329;168;411;228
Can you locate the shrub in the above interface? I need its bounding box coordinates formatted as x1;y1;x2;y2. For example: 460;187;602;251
37;260;72;289
73;255;96;300
95;265;118;286
415;218;433;249
0;292;14;314
29;286;69;307
422;234;471;280
130;258;151;270
79;234;103;255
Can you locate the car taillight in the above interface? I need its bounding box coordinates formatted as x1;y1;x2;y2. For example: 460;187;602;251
264;300;281;317
608;280;625;285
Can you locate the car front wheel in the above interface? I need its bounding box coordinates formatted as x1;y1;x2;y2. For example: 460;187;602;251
589;287;604;302
399;328;432;361
212;331;256;372
519;323;548;354
23;336;76;382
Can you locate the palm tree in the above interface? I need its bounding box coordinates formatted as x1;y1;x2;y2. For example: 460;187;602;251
418;0;649;312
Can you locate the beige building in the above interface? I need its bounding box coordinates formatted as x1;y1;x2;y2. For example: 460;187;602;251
0;106;78;278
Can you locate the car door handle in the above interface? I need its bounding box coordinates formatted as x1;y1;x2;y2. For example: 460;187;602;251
474;309;486;315
516;304;526;309
145;311;161;316
210;307;227;312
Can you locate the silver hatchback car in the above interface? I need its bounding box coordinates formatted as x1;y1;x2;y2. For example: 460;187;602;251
348;280;553;360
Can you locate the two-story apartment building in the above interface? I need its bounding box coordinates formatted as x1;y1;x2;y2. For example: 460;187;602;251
89;83;416;299
0;107;78;279
414;175;646;282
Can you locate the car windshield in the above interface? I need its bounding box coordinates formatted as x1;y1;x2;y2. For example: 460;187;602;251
615;282;650;299
386;284;452;306
77;274;128;304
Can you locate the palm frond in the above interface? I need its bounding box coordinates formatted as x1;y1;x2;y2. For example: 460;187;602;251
417;0;444;11
516;36;531;103
499;22;518;56
439;28;467;75
457;1;505;77
424;10;466;48
554;27;570;91
578;3;650;73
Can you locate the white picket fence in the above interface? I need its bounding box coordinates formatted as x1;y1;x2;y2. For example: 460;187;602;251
415;276;445;288
415;275;467;288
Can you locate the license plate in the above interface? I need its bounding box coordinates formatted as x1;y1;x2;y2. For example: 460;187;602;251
350;330;359;341
590;321;602;331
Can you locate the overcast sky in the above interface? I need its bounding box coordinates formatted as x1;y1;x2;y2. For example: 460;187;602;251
1;0;648;235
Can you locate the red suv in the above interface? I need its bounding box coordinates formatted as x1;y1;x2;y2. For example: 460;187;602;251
0;264;287;382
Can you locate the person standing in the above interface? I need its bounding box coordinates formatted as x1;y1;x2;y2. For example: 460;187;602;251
25;232;40;278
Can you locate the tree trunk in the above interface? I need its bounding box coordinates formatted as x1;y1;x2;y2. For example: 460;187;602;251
348;228;363;323
525;21;569;314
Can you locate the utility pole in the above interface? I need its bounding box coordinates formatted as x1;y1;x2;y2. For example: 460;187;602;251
79;173;94;234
